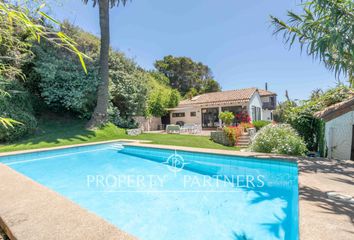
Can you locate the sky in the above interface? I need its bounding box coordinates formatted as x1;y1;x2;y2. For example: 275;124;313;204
47;0;342;101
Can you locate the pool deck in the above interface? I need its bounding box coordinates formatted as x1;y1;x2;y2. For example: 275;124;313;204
0;140;353;240
0;164;136;240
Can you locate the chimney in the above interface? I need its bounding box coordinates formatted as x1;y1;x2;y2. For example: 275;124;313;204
265;82;268;91
285;90;290;101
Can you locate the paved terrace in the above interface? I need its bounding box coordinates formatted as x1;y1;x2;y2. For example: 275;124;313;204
0;141;353;240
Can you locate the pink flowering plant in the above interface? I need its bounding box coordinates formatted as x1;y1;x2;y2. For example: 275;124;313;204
235;112;251;123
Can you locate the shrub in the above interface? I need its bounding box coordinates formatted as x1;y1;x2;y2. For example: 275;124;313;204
29;43;99;118
219;111;235;126
250;124;307;156
223;126;242;146
0;111;37;142
109;53;148;118
273;85;353;153
235;112;250;123
240;122;254;130
0;80;37;142
108;106;138;129
252;120;271;131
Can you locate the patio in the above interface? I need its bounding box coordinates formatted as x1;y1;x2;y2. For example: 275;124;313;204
144;129;213;136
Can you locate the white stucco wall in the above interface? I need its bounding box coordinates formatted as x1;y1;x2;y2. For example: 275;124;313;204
133;116;162;131
324;110;354;160
170;107;201;125
262;109;273;121
248;93;263;121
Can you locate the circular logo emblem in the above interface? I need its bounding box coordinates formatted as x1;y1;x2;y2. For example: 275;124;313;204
164;151;185;174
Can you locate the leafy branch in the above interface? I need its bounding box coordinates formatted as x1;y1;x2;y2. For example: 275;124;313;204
270;0;354;86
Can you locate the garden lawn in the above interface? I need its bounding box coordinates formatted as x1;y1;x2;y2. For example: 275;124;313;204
0;118;239;153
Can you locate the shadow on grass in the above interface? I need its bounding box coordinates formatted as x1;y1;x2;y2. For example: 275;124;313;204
4;116;97;147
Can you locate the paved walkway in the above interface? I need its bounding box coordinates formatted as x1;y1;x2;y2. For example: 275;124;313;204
298;158;354;239
0;141;353;239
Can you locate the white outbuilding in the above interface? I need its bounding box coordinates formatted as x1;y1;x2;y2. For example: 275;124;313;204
315;97;354;160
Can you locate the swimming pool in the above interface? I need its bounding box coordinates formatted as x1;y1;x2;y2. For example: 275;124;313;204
0;143;298;240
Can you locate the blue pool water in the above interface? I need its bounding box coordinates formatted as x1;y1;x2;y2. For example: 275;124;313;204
0;143;298;240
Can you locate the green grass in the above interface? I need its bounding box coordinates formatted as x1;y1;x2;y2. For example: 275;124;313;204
0;117;239;153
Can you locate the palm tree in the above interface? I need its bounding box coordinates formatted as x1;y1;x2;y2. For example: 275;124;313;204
83;0;130;129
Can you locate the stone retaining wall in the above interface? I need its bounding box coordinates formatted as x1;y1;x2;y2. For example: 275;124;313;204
210;131;232;146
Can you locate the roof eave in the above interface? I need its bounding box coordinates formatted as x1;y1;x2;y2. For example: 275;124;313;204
314;97;354;122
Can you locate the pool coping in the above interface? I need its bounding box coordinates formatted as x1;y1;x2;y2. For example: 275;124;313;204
124;142;299;163
0;164;137;240
1;140;353;240
0;139;297;162
0;139;151;157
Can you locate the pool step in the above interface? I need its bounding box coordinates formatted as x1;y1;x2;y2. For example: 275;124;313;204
109;144;124;150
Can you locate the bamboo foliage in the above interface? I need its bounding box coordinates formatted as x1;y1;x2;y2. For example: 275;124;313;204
0;117;23;129
0;1;88;76
0;1;88;128
270;0;354;86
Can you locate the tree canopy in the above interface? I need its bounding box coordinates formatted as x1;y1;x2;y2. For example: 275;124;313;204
154;55;221;96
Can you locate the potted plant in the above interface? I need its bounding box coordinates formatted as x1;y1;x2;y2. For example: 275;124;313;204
218;111;235;127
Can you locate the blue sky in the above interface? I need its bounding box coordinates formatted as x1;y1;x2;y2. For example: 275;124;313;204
48;0;341;101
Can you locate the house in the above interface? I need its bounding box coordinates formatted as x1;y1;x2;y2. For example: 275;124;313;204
167;87;276;128
315;97;354;160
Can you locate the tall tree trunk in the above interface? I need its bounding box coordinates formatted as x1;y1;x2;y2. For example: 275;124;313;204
86;0;110;129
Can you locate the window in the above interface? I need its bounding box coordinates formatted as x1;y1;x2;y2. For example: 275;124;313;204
270;96;274;103
251;106;261;121
190;112;196;117
252;106;256;121
172;112;185;118
256;107;261;120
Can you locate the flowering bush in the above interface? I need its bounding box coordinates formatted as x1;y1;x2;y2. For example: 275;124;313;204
240;122;254;130
250;124;307;156
235;112;251;123
223;126;242;146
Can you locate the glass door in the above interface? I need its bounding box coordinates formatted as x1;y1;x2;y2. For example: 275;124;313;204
202;108;219;128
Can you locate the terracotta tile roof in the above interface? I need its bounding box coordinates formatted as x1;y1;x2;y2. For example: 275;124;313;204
258;89;277;97
314;96;354;122
179;87;276;106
